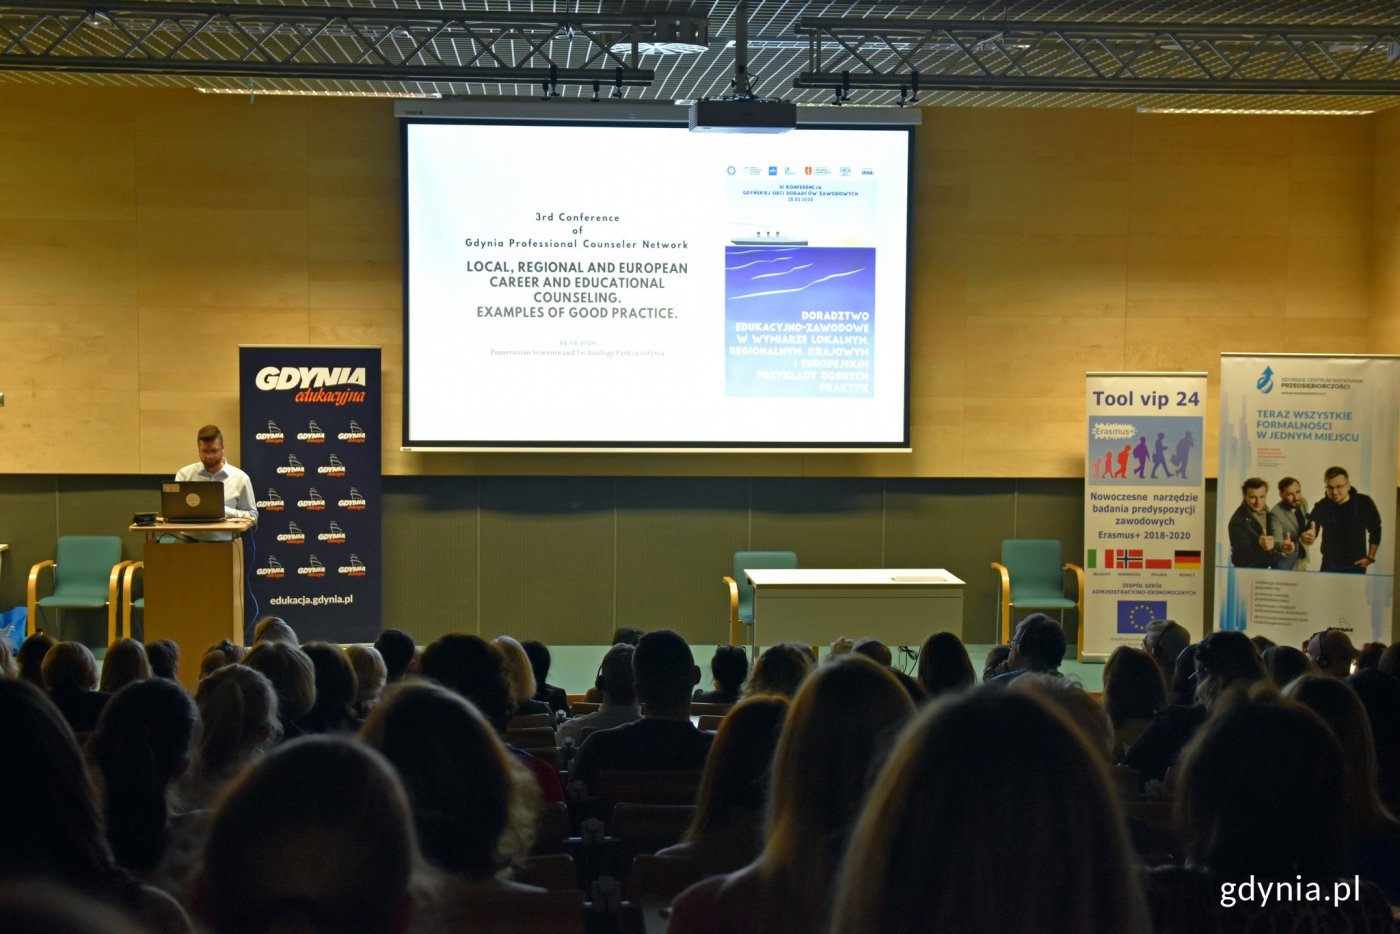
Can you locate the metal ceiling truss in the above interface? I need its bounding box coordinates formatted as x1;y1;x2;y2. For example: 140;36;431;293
0;0;656;88
795;20;1400;98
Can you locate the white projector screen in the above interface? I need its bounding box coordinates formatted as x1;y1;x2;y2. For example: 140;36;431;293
402;117;913;451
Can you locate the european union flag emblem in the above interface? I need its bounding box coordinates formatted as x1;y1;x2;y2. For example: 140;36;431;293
1117;600;1167;634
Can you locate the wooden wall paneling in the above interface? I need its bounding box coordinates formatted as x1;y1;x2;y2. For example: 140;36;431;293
478;476;615;645
960;395;1087;479
138;307;310;393
381;475;479;642
1;219;138;307
0;390;142;474
883;477;1017;645
138;390;243;475
614;477;749;644
0;305;140;392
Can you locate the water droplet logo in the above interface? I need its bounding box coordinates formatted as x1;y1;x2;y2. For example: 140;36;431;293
1256;366;1274;394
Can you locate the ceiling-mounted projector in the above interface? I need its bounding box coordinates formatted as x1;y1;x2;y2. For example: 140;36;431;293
689;98;797;133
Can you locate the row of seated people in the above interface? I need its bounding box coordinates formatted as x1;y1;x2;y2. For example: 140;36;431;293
4;616;1400;932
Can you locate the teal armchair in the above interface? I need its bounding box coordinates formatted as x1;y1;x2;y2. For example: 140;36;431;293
27;535;127;646
991;539;1084;655
723;550;798;645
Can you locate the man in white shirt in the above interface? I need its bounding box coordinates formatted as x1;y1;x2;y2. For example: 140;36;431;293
174;424;258;540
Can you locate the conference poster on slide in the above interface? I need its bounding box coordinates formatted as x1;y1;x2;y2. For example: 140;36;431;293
403;122;909;445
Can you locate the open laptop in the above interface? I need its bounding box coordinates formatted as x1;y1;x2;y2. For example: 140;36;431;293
160;481;226;522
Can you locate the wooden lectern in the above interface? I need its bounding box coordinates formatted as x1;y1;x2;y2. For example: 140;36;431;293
130;519;251;692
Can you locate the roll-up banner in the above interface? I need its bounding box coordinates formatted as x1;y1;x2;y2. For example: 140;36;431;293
1216;354;1397;647
240;346;382;643
1084;373;1207;658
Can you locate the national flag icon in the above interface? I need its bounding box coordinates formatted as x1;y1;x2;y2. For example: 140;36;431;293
1174;550;1202;570
1117;600;1168;634
1145;558;1173;570
1102;549;1143;569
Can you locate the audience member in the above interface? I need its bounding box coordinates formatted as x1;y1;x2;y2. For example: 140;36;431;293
185;664;279;809
250;615;298;645
570;629;711;792
695;644;748;704
494;635;553;720
611;626;644;646
17;630;55;687
522;639;571;717
0;637;15;679
669;656;914;934
916;631;974;698
1262;643;1314;688
981;644;1011;682
989;613;1066;683
1142;619;1191;684
362;681;541;887
418;633;564;802
1166;642;1199;707
852;637;925;702
197;641;244;680
345;644;388;719
1145;688;1393;931
1348;668;1400;816
830;689;1149;934
557;643;641;748
0;678;191;933
1124;630;1265;783
89;678;197;875
1356;642;1386;672
1013;674;1115;763
374;628;418;683
1101;646;1166;760
298;641;360;734
1249;634;1276;654
658;694;790;872
144;640;180;682
1307;627;1360;678
0;879;150;934
1284;674;1400;902
745;642;811;698
1378;642;1400;679
43;640;110;733
241;640;316;740
99;638;152;695
195;737;416;934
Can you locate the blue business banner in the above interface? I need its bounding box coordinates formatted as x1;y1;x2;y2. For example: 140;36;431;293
239;346;381;643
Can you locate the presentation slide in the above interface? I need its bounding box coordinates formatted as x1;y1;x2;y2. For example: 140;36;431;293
402;119;912;449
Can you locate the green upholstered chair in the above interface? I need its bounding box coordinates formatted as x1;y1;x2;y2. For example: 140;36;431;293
723;550;798;645
121;561;145;642
991;539;1084;656
27;535;127;646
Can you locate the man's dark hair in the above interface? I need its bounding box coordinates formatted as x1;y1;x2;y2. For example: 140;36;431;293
710;645;749;692
522;640;552;687
418;634;512;732
1011;613;1066;671
374;629;416;683
1324;466;1349;482
197;424;223;444
145;639;180;680
1241;477;1267;495
611;626;644;647
1277;476;1299;493
633;629;695;709
596;644;637;705
852;637;892;667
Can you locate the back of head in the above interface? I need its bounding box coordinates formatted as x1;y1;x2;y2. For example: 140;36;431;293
1012;674;1115;763
981;644;1011;683
1378;643;1400;679
686;694;789;842
493;635;537;707
145;640;180;681
1169;643;1200;706
1176;688;1346;879
1356;642;1386;672
1282;674;1390;835
98;639;151;694
632;629;697;710
1102;646;1166;727
1144;620;1190;672
748;642;812;698
611;626;644;646
362;681;536;877
1011;613;1067;671
1261;644;1314;688
831;689;1147;934
918;632;975;697
301;642;357;715
374;629;417;683
43;641;99;692
1193;630;1265;706
0;880;148;934
1307;627;1359;676
522;640;552;687
17;631;56;686
251;616;299;646
763;656;914;904
710;644;749;693
199;736;416;934
596;643;637;705
0;638;13;679
851;637;892;667
0;678;110;884
242;641;317;722
195;664;279;783
418;633;513;731
345;645;387;711
200;640;245;680
1346;669;1400;810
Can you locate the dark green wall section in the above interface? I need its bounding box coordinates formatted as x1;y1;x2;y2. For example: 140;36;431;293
0;473;1259;648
